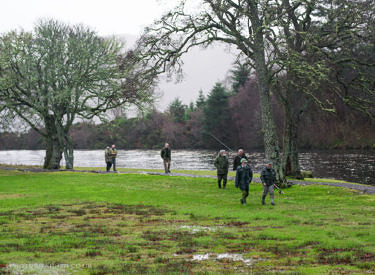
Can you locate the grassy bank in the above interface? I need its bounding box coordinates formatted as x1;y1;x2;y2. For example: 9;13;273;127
0;164;365;185
0;169;374;274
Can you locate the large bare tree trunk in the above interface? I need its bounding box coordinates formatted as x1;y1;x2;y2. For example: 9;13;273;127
279;80;307;180
256;73;285;183
43;137;63;169
64;152;74;170
43;115;63;169
63;136;74;170
249;2;285;184
282;107;303;179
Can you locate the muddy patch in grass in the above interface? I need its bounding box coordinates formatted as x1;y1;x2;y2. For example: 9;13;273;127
0;194;27;200
2;202;369;274
317;248;375;266
99;203;174;216
0;202;174;249
224;220;249;227
2;263;90;274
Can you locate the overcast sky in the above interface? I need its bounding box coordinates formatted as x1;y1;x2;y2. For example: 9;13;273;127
0;0;236;109
0;0;179;35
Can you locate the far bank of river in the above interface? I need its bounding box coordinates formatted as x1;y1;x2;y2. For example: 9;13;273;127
0;149;374;186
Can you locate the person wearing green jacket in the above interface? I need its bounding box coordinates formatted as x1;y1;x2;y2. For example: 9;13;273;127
105;146;112;172
214;150;229;189
235;158;253;205
109;144;118;171
260;160;276;205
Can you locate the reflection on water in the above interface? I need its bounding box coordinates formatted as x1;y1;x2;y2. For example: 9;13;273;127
0;149;374;186
298;151;375;187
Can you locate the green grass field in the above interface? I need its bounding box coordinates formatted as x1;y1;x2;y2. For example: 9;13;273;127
0;169;374;274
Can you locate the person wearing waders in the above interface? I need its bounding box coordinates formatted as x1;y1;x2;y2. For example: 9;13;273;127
235;158;253;205
260;160;276;205
161;143;171;173
214;150;229;189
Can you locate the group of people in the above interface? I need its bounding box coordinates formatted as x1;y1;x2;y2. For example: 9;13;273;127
161;145;277;206
214;149;277;206
104;143;171;173
104;144;277;206
104;145;118;172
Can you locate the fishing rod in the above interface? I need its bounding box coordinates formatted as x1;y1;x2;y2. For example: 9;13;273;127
209;133;233;152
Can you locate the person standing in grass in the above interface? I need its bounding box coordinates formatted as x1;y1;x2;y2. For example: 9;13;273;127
105;146;112;172
161;143;171;173
109;144;118;171
235;158;253;205
232;148;248;171
260;160;276;205
214;150;229;189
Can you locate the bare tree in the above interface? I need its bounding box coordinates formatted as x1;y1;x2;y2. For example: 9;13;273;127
267;0;375;178
135;0;374;183
0;19;156;169
136;0;286;182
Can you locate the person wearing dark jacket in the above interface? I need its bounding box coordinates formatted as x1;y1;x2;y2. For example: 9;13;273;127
235;158;253;205
161;143;171;173
105;146;112;172
260;160;276;205
214;150;229;189
232;148;248;170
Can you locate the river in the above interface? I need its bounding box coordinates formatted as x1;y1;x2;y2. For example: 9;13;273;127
0;150;374;186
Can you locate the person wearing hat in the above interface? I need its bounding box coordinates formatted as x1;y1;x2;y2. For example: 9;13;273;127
260;160;277;205
214;149;229;189
104;146;112;172
235;158;253;205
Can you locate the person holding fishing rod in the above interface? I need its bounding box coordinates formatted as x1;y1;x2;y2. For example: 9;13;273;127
214;150;229;189
260;160;277;206
208;133;249;170
232;148;248;171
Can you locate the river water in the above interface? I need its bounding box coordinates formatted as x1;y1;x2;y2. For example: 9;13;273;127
0;149;374;186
